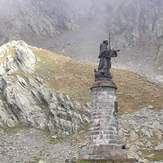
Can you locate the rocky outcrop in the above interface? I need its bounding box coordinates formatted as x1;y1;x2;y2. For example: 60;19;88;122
119;106;163;162
0;75;89;137
77;106;163;162
0;106;162;163
0;41;90;137
0;40;35;75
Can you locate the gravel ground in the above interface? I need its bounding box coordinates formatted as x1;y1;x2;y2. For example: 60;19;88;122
0;127;83;163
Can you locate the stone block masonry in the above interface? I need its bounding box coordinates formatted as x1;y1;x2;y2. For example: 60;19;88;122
90;86;120;147
78;81;137;162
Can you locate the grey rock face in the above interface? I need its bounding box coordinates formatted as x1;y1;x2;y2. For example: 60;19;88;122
155;143;163;151
119;107;163;162
14;41;36;73
0;41;90;137
0;74;89;137
0;40;35;75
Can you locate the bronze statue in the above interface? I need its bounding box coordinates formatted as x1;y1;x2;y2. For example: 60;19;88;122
95;37;120;81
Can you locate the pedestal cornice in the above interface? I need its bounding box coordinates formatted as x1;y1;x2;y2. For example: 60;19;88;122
90;80;117;90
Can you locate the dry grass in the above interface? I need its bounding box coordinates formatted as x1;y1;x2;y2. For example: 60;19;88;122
112;69;163;114
29;46;163;114
19;46;163;114
0;45;16;64
139;150;163;162
29;46;95;104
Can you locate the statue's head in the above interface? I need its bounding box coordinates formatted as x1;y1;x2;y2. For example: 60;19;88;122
103;40;108;45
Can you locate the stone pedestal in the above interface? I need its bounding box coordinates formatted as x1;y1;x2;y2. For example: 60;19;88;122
79;81;137;162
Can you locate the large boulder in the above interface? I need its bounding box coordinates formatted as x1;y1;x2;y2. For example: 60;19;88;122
0;40;35;75
0;41;90;137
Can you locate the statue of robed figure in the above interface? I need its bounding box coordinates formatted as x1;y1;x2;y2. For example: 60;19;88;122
94;37;120;81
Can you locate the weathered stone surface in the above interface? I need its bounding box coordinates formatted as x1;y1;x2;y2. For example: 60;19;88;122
89;84;119;146
0;41;90;137
118;107;163;162
0;74;89;136
155;143;163;151
0;40;35;75
119;107;163;137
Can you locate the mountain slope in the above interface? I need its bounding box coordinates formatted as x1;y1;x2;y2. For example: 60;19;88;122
0;0;163;84
0;41;162;163
0;40;163;130
29;46;163;114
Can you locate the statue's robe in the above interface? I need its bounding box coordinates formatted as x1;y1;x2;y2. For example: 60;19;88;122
98;43;117;74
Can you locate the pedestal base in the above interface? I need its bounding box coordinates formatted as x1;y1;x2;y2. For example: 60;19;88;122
78;80;138;162
79;150;127;159
77;158;138;163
